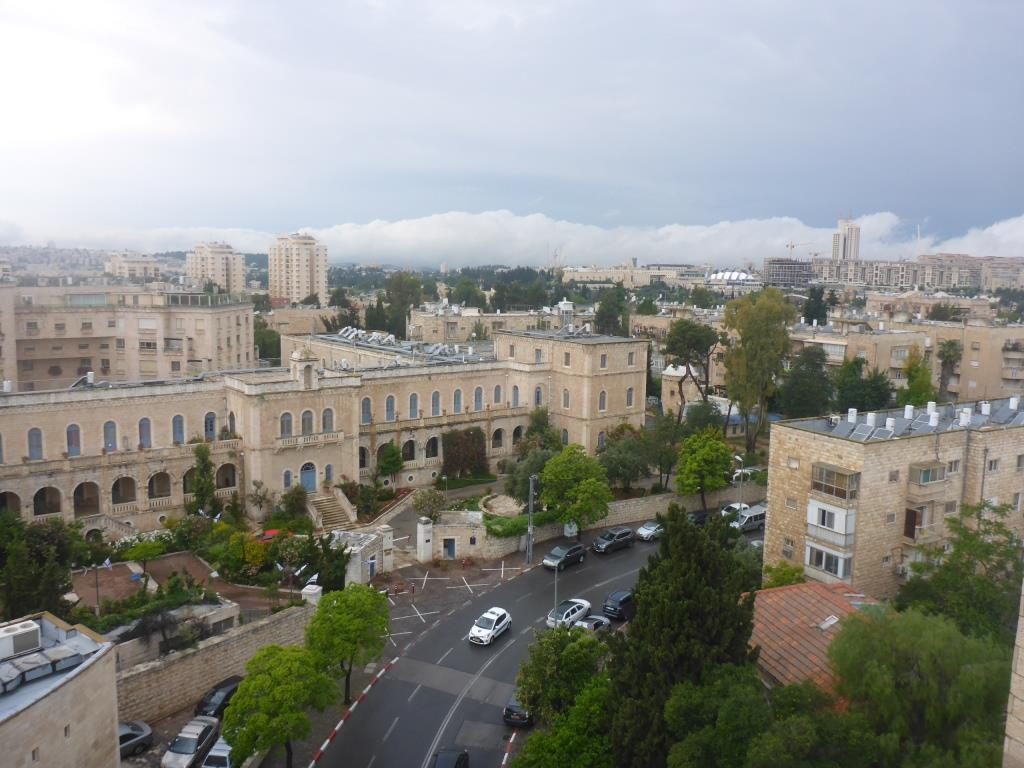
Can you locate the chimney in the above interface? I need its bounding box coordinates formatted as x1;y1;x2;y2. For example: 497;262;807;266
959;408;971;427
866;412;877;427
981;401;991;416
904;405;914;419
1011;396;1020;411
929;412;940;427
885;417;896;430
927;401;937;415
847;408;858;423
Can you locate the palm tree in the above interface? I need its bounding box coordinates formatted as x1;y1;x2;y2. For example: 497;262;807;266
937;339;962;401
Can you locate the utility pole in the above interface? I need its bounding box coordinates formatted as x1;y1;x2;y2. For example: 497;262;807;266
526;474;537;565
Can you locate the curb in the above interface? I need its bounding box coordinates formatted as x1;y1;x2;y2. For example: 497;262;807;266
501;730;519;766
306;656;400;768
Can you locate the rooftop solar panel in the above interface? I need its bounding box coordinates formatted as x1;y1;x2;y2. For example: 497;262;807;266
869;428;893;441
830;421;856;438
850;423;874;441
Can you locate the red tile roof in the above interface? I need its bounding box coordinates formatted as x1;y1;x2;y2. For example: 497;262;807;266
750;582;877;690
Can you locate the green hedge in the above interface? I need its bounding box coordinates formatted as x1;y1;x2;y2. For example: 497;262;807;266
483;509;559;538
435;474;497;491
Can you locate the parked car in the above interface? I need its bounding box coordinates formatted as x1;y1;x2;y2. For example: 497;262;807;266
161;716;220;768
635;521;663;541
730;504;768;532
547;598;591;628
542;543;586;571
200;738;233;768
502;694;534;727
687;510;709;526
468;607;511;646
574;614;612;633
602;589;636;621
720;502;750;519
119;721;154;759
195;676;244;719
431;748;470;768
592;526;635;553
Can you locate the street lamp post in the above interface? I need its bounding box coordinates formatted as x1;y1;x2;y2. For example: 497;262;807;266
526;474;538;565
442;475;448;502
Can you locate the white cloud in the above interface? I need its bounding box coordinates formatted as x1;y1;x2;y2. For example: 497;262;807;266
8;210;1024;269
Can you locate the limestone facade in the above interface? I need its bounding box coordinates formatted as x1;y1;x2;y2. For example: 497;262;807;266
764;399;1024;599
268;233;328;305
185;242;246;294
0;329;647;537
407;303;588;342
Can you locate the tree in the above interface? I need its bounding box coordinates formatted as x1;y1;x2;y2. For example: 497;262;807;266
927;302;966;322
594;285;628;335
803;286;828;325
635;297;658;315
375;442;404;484
937;339;962;401
515;626;608;723
470;319;489;341
253;293;272;312
320;307;360;333
689;286;720;309
723;289;796;453
895;501;1024;645
412;489;447;521
829;607;1010;765
328;286;350;308
642;413;686;487
451;278;488;309
253;315;281;361
518;408;561;457
826;289;840;308
832;357;893;412
598;425;650;491
778;345;833;418
762;561;806;589
305;585;389;704
123;539;166;576
679;399;723;439
513;673;615;768
896;346;936;407
298;293;320;308
278;486;309;521
364;294;388;331
675;428;732;514
440;427;488;478
384;271;423;337
664;319;720;413
185;443;221;517
222;644;335;768
312;535;352;593
247;480;276;518
540;445;612;535
507;448;555;504
609;504;755;767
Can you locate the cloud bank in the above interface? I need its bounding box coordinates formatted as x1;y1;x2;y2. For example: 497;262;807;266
5;210;1024;270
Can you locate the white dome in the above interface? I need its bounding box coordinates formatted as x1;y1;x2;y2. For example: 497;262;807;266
708;270;754;281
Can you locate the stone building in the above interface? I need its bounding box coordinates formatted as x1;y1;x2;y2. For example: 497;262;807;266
0;284;254;391
268;233;328;305
185;242;246;294
0;327;647;538
763;398;1024;599
407;300;593;342
103;251;162;281
0;612;119;768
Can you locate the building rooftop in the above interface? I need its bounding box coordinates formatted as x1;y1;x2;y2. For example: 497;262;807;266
750;582;876;689
784;397;1024;441
0;613;109;722
495;327;639;344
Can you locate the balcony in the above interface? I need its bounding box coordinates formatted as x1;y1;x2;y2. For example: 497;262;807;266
806;523;855;549
0;439;241;478
905;479;949;506
1002;367;1024;381
274;431;345;452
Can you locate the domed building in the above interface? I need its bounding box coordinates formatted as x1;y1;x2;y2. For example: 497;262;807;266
704;269;763;297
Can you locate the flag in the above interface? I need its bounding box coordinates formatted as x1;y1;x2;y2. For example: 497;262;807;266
102;557;112;570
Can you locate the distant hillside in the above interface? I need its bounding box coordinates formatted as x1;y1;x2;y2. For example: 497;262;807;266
245;253;268;268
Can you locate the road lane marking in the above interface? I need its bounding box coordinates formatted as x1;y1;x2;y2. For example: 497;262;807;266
436;648;453;665
408;684;422;703
367;756;376;768
519;627;532;636
383;716;399;742
391;610;440;622
382;631;413;647
514;591;535;603
420;637;519;768
411;603;429;623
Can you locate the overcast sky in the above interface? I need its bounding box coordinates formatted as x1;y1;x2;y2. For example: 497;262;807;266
2;1;1023;267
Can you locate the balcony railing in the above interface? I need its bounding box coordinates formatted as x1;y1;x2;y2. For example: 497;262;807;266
148;496;175;510
806;523;856;549
274;431;344;451
112;501;138;515
905;479;949;504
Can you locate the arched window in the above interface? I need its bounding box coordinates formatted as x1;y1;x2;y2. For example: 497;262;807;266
431;391;441;416
361;398;372;425
512;385;520;407
27;428;43;460
473;387;483;411
324;464;334;484
138;418;152;449
626;387;635;408
453;389;462;413
402;440;415;461
494;385;502;405
204;412;216;441
598;390;607;411
103;421;117;452
322;408;334;433
562;389;570;409
492;429;504;449
280;413;293;437
425;436;439;458
172;415;185;445
301;410;314;436
409;393;419;419
597;431;607;450
561;429;569;446
534;386;542;406
228;411;236;435
283;470;293;489
66;424;81;457
385;395;396;422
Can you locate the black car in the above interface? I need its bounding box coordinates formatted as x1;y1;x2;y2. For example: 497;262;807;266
687;510;709;526
591;526;635;554
195;676;243;719
603;589;636;621
431;748;470;768
542;543;586;571
502;695;534;727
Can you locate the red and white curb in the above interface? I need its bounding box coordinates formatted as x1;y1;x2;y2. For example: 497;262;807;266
501;730;519;766
307;657;400;767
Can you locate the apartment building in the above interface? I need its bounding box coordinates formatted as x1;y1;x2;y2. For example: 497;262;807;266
762;258;815;288
863;290;995;322
268;234;328;305
0;328;646;537
808;252;1024;292
103;251;162;281
832;219;861;262
185;242;246;294
0;284;253;391
407;300;594;342
764;398;1024;598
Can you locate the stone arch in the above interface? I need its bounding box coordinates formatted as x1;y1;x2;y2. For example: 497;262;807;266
112;477;137;504
216;463;237;489
561;429;569;446
402;439;415;462
301;410;314;436
147;472;171;499
0;491;22;517
491;428;504;449
280;412;293;437
228;411;237;435
425;436;439;458
33;486;61;516
512;385;520;407
73;481;101;517
183;468;197;495
512;426;524;445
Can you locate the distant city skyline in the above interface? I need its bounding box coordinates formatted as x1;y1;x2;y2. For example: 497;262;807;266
2;2;1024;267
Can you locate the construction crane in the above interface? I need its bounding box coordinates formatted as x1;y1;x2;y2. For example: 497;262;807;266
785;241;810;254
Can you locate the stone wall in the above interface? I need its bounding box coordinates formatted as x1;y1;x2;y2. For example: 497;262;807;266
1005;578;1024;768
116;603;314;723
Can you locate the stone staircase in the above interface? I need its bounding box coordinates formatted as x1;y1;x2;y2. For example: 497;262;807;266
310;493;360;534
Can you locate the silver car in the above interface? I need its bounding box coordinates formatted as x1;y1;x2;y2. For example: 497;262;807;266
635;521;663;541
546;598;591;629
161;716;220;768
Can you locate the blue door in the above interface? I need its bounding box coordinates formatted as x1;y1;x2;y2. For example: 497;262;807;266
300;462;317;493
368;556;377;579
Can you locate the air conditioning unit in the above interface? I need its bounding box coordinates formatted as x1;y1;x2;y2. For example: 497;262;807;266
781;545;794;559
0;621;41;660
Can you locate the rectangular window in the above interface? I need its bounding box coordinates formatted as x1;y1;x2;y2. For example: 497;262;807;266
910;465;945;484
137;317;157;331
817;507;837;530
107;319;116;328
785;497;797;509
534;348;542;363
26;321;38;331
811;464;859;500
1017;454;1024;471
81;321;92;331
175;318;185;331
886;512;896;524
139;341;157;351
892;347;908;360
51;344;62;351
100;359;110;369
988;458;1000;472
889;470;900;482
171;361;181;372
509;345;515;358
628;351;636;366
600;353;607;369
788;457;800;469
944;501;957;516
78;358;90;367
947;459;961;474
54;322;66;332
807;546;845;577
1016;494;1023;513
564;352;571;367
78;343;89;351
116;339;125;350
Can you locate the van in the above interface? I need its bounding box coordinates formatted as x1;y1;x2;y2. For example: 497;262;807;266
730;504;767;532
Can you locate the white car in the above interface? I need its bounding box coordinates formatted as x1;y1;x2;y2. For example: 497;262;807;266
469;607;511;645
546;598;591;629
720;502;750;518
573;614;612;633
635;521;663;541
